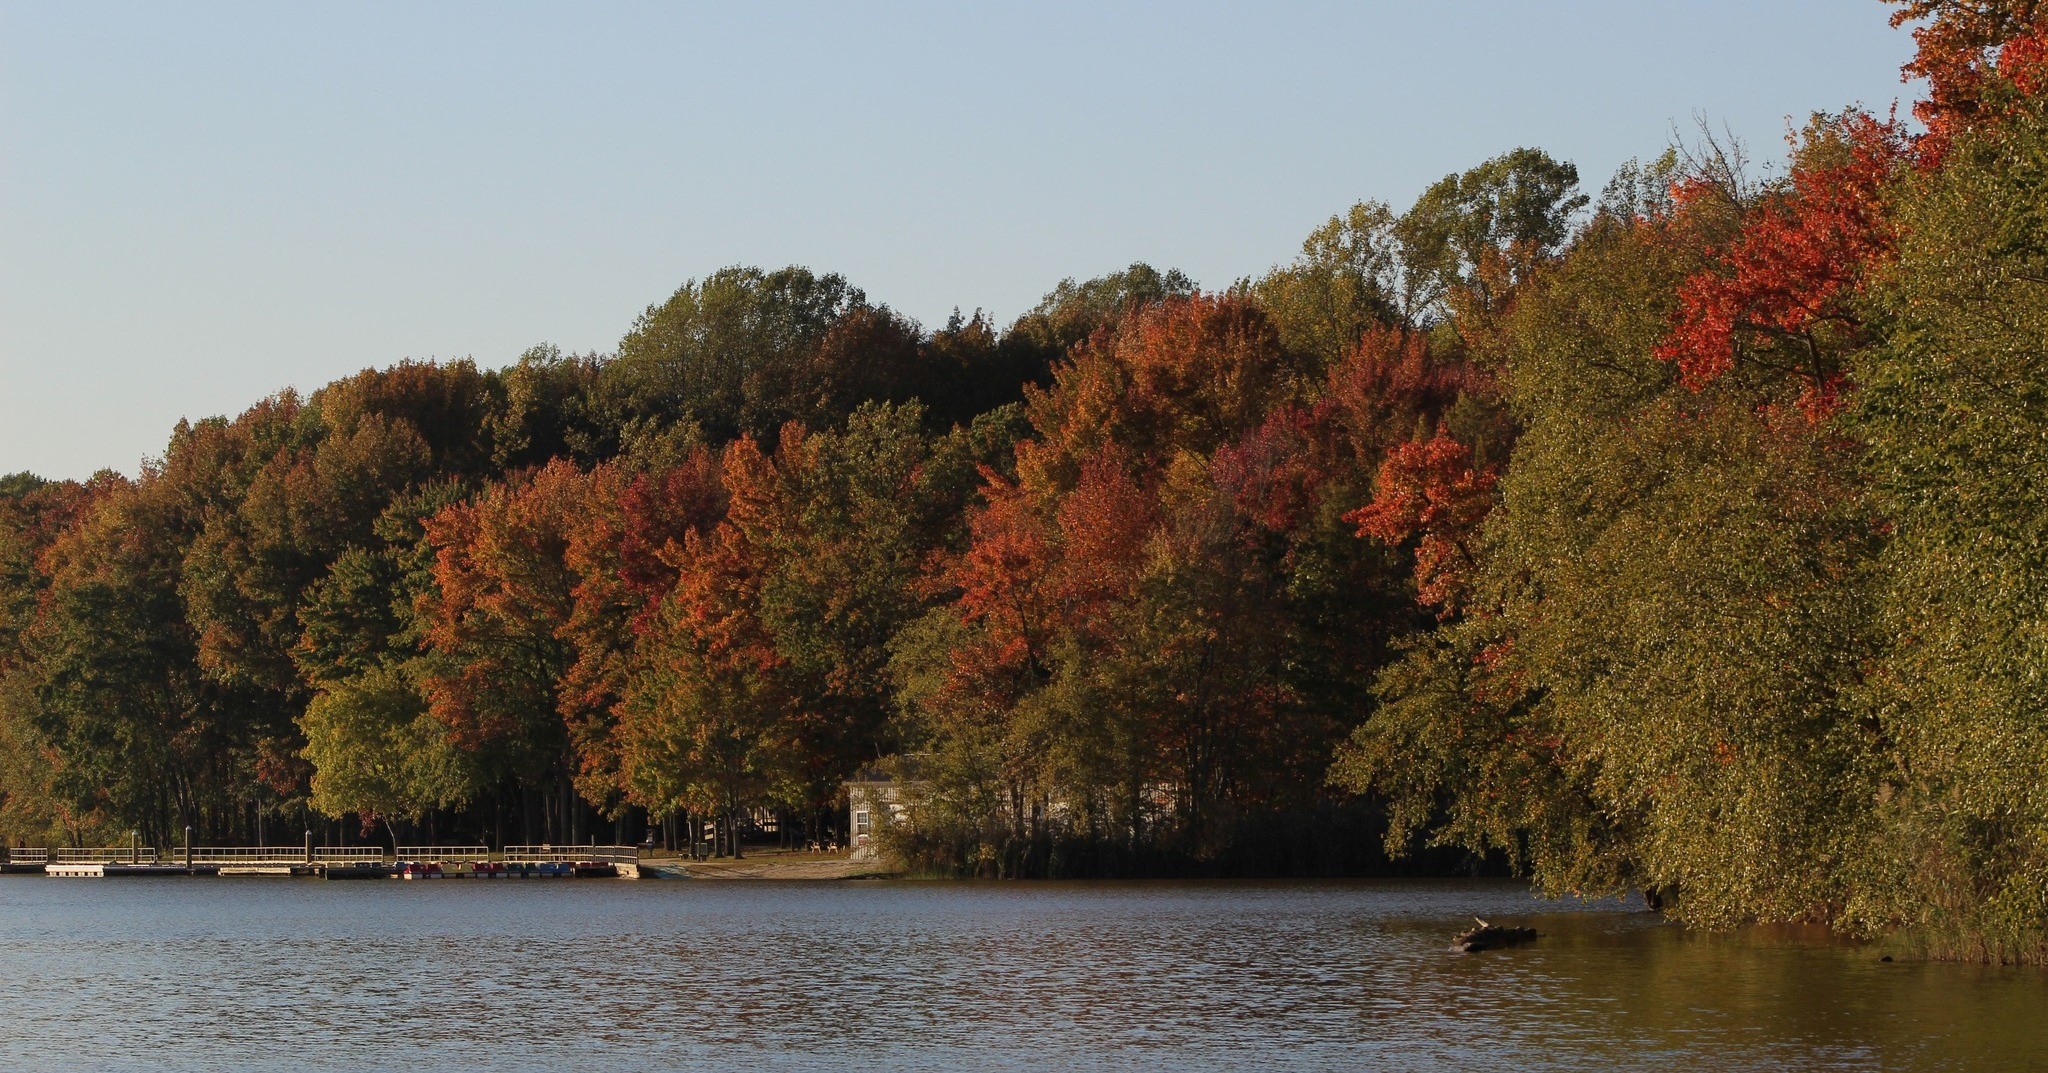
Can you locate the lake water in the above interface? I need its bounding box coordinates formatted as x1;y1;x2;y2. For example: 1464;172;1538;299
0;877;2041;1071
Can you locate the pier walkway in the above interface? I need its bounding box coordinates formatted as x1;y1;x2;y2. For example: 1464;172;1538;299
4;844;646;880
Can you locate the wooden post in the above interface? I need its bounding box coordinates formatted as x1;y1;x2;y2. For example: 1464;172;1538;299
304;829;313;866
129;830;138;865
183;826;192;868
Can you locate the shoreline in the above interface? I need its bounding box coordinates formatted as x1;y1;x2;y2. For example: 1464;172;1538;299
648;853;899;881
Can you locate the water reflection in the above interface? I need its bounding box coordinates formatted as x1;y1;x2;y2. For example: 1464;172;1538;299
0;878;2039;1071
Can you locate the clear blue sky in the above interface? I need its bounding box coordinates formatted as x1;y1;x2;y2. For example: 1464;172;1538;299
2;2;1916;481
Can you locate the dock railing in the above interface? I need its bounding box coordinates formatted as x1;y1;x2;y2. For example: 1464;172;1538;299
54;847;156;864
503;845;640;863
188;847;313;866
394;846;490;862
5;848;49;864
312;848;387;864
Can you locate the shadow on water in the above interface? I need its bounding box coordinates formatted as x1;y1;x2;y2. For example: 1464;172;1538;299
0;877;2040;1072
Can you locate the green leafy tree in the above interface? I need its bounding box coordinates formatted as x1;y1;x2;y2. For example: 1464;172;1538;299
1848;96;2048;962
1400;147;1589;323
487;344;608;469
301;660;479;821
1254;201;1409;362
600;266;863;444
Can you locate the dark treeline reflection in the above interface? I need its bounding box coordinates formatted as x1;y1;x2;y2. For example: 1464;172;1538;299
2;0;2046;961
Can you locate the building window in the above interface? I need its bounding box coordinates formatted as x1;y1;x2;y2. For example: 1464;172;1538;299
855;809;872;836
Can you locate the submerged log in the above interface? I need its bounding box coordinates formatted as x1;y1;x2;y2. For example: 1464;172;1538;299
1451;917;1539;953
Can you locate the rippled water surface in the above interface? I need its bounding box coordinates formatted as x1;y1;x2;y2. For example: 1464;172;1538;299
0;877;2042;1070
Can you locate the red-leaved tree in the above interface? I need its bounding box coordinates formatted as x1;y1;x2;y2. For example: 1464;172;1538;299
1654;113;1913;417
1347;428;1498;616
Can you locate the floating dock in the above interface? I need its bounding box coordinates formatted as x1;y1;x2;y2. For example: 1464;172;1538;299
2;845;647;880
48;863;221;878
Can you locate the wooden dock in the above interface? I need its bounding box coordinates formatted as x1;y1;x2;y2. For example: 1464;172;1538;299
3;845;648;881
48;863;220;878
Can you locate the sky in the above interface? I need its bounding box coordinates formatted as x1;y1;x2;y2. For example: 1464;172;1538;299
2;1;1918;481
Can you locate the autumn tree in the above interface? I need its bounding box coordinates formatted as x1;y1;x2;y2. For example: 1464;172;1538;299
554;449;727;812
1654;112;1912;415
1005;263;1197;357
415;462;590;841
894;291;1436;874
1338;126;1890;926
1888;0;2048;147
614;435;797;855
0;474;99;844
24;407;300;846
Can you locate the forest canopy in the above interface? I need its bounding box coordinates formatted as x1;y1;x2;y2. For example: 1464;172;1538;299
4;0;2046;964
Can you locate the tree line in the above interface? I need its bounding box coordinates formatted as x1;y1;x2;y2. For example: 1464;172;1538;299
2;0;2044;961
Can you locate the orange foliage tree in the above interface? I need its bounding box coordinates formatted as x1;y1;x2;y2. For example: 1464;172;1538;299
1654;113;1913;415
